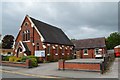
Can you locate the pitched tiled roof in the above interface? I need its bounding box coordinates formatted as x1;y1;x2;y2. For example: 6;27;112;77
72;37;106;50
30;17;73;46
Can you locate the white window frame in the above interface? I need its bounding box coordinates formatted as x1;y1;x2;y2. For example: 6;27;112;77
83;49;88;55
94;48;99;55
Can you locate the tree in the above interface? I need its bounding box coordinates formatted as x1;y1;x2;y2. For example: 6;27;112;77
106;32;120;50
2;35;14;49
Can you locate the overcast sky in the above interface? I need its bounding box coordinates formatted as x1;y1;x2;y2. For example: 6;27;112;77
2;2;118;40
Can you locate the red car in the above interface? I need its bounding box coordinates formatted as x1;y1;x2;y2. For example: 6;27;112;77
114;45;120;57
115;52;120;57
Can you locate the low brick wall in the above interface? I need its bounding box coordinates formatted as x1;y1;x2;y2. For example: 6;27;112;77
1;59;32;68
58;59;104;74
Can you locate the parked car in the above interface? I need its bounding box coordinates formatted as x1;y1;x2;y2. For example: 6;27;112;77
114;45;120;57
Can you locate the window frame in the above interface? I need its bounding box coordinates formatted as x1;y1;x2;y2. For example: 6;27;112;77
27;30;30;40
47;45;51;56
83;49;88;55
62;47;65;55
95;48;99;55
22;31;25;41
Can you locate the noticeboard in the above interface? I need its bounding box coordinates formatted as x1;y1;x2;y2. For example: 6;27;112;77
35;50;45;57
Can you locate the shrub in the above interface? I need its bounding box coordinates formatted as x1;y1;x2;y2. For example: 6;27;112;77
30;58;38;67
14;57;21;62
21;56;29;62
9;56;21;62
21;56;38;67
9;56;16;62
27;55;36;58
21;55;39;63
28;55;39;62
2;56;10;61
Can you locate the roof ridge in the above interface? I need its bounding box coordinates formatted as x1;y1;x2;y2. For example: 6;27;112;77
76;37;105;41
29;16;62;30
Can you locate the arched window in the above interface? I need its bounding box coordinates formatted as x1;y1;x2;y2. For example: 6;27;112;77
23;30;30;41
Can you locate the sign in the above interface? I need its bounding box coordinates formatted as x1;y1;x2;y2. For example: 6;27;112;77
35;50;45;57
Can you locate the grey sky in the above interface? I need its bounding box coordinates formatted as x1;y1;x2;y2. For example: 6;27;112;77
2;2;118;39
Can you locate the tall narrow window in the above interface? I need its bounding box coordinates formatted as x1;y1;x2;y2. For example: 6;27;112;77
55;46;58;55
47;46;51;56
27;30;30;40
25;31;27;41
36;43;39;50
22;31;25;41
62;47;65;55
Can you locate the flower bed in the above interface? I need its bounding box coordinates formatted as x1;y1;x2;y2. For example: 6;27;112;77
1;55;38;68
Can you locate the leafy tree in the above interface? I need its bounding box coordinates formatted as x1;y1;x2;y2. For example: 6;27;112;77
2;35;14;49
106;32;120;50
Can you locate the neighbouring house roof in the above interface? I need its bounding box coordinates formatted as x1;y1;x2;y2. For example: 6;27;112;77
0;49;13;53
72;37;106;50
30;17;73;46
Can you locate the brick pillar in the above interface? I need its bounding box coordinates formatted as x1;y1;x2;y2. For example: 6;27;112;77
100;62;104;74
58;59;65;70
26;59;32;68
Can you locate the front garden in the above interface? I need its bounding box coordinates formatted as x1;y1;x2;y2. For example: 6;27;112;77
1;55;38;68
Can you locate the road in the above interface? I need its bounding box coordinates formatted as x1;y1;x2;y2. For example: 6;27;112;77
2;72;36;78
1;71;73;80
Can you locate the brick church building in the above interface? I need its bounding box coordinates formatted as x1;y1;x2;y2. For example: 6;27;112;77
13;15;74;61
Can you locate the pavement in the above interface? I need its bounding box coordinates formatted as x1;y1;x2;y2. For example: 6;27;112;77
0;58;119;79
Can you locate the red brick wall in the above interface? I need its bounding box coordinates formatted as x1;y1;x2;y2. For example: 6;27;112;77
58;61;101;71
2;59;32;68
64;63;100;71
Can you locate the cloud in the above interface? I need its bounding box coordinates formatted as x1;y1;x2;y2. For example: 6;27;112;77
2;2;118;39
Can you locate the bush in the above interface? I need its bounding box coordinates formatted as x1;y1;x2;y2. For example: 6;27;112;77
28;55;39;62
2;56;10;61
30;58;38;67
9;56;16;62
21;56;29;62
9;56;21;62
21;56;38;67
21;55;39;63
14;57;21;62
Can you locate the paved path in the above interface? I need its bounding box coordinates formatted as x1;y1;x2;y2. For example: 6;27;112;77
1;58;119;79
